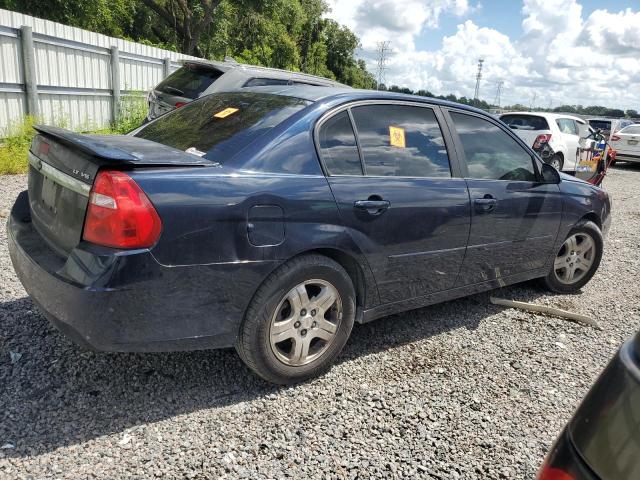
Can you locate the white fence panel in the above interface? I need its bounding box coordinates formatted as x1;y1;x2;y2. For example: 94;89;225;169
0;8;198;134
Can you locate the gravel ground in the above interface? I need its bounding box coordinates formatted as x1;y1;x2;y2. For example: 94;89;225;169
1;165;639;479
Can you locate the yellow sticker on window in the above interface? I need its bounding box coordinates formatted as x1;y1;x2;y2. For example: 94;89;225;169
213;107;239;119
389;126;406;148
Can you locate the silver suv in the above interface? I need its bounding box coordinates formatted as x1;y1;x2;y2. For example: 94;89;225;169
146;58;347;121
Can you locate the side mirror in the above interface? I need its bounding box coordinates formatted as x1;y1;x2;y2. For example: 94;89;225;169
541;162;561;184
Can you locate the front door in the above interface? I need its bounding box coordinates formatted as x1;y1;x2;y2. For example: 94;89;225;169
316;103;470;304
444;109;563;286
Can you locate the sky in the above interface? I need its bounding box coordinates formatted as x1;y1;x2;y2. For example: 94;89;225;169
325;0;640;110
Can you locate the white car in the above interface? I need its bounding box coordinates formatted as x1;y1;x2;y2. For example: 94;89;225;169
499;112;591;172
610;124;640;163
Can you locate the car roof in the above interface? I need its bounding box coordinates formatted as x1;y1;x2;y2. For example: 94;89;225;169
238;85;493;115
179;58;347;88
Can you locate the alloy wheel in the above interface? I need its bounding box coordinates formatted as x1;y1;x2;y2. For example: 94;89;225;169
553;233;596;285
269;279;343;366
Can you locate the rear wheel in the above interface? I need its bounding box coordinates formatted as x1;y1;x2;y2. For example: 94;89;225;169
549;154;564;171
543;220;603;293
236;254;356;384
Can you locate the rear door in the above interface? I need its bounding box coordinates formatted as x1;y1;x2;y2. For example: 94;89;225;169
317;101;470;304
556;118;581;170
443;109;562;286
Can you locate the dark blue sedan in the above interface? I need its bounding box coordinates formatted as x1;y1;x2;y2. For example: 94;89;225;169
8;86;611;384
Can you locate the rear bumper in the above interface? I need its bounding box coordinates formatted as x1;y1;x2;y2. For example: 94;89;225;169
614;152;640;162
8;191;276;352
538;429;600;480
566;339;640;480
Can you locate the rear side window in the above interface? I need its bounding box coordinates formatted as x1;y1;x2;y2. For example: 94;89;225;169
350;104;451;178
556;118;578;135
156;65;223;99
244;78;290;87
135;92;310;165
318;111;362;175
500;114;550;131
451;112;537;182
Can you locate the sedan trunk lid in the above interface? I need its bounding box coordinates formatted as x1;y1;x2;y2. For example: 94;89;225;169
27;126;214;256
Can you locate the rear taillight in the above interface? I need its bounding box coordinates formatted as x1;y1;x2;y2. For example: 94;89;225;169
175;102;187;108
610;135;620;141
537;465;575;480
533;133;552;149
83;170;162;249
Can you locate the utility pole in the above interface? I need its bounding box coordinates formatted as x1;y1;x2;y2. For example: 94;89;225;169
493;81;504;108
473;58;484;105
376;41;391;90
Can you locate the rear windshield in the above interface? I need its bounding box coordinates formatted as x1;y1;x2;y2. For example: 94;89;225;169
134;92;311;164
155;64;223;99
588;120;611;131
500;114;550;130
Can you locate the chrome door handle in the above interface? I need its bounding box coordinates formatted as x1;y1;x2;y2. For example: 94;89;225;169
474;197;497;213
354;199;390;215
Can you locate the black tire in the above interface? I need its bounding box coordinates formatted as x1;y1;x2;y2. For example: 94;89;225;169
543;220;603;293
549;154;564;171
236;254;356;384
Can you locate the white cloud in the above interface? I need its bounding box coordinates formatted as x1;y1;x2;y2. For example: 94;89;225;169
325;0;640;110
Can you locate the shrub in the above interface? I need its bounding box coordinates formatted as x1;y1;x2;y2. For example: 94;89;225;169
0;116;37;175
0;96;148;174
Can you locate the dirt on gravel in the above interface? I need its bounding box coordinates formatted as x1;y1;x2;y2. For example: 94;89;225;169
1;165;639;479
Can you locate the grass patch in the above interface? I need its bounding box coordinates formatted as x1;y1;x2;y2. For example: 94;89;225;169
0;116;38;175
0;96;148;175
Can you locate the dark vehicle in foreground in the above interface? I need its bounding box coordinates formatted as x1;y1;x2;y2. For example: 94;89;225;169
147;58;346;120
8;87;611;384
538;333;640;480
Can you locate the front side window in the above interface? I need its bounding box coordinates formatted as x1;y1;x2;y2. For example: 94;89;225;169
350;104;451;177
450;112;537;182
556;118;578;135
318;111;362;175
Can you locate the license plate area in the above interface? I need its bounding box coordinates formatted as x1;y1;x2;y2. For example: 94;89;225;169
628;139;638;145
40;175;59;214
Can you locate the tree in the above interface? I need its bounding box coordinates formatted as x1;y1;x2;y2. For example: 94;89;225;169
626;109;639;119
0;0;136;37
140;0;222;55
0;0;377;88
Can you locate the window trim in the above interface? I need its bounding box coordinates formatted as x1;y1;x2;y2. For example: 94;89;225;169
313;99;461;179
441;107;543;182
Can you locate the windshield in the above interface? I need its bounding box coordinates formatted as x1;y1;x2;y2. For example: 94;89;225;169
500;114;550;130
588;120;611;131
135;92;311;164
155;64;223;99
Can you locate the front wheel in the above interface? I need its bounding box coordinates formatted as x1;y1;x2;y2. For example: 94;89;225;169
543;220;603;293
236;254;356;384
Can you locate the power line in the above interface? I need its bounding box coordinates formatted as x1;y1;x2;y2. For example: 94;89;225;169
473;58;484;104
376;41;391;90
